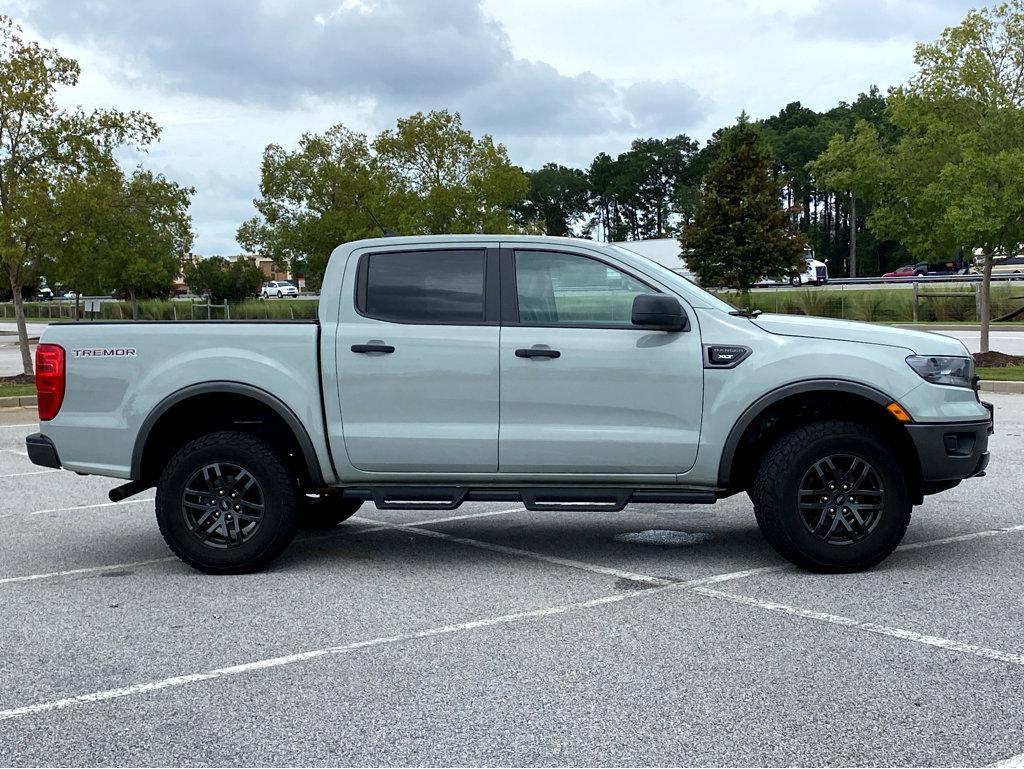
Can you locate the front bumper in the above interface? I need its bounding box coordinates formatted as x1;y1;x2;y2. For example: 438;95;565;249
905;410;991;495
25;433;61;469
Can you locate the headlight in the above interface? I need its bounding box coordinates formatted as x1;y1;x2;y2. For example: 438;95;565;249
906;355;975;388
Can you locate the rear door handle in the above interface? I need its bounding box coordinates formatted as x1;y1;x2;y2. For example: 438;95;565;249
351;344;395;354
515;348;561;359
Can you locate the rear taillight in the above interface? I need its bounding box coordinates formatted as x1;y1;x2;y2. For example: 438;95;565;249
35;344;65;421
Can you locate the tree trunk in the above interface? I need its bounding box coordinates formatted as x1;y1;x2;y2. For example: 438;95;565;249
979;251;993;353
849;193;857;279
74;291;81;321
8;271;33;375
129;288;139;321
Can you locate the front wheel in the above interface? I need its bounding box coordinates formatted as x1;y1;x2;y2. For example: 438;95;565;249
156;431;300;574
750;420;911;572
789;276;802;287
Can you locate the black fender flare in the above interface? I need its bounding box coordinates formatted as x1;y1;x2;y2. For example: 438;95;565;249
131;381;325;485
716;379;894;488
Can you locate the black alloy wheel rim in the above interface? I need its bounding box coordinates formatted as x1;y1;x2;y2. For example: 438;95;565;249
797;454;884;545
181;463;265;549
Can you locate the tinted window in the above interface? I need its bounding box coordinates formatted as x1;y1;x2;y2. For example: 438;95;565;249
363;250;485;324
514;250;651;326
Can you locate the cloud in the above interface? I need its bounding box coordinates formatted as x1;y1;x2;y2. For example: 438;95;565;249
21;0;711;139
792;0;977;43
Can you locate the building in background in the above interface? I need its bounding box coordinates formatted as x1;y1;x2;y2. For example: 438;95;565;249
176;254;293;294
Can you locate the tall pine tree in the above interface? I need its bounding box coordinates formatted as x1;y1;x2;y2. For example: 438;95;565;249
681;116;807;290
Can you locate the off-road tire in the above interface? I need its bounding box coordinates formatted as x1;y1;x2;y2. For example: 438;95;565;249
301;494;362;528
156;430;300;574
750;420;912;572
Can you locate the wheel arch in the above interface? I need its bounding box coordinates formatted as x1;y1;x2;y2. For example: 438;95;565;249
131;382;325;487
717;379;922;501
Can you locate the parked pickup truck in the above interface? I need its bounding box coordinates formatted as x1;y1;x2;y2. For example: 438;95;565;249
25;235;993;574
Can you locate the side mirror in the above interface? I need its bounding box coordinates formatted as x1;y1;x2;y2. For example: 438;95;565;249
631;293;688;332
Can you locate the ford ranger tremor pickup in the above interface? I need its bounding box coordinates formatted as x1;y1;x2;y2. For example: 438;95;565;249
25;235;993;574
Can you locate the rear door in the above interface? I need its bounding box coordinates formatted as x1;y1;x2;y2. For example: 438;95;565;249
498;246;703;475
335;245;500;473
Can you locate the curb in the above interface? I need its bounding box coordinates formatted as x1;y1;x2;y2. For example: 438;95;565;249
978;380;1024;394
0;394;35;409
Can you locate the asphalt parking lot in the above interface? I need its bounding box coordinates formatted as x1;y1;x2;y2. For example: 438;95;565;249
0;398;1022;767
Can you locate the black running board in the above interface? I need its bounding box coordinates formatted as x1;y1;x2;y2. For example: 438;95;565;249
341;486;717;512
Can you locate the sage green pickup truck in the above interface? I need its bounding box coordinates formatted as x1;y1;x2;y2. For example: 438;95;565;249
25;236;993;573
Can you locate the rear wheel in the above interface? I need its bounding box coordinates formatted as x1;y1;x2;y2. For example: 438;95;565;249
156;431;300;574
789;276;802;287
750;420;911;572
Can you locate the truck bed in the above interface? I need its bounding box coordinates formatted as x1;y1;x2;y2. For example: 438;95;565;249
37;321;330;481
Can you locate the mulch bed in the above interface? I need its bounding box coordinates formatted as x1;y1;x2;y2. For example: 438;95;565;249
974;351;1024;368
0;374;34;385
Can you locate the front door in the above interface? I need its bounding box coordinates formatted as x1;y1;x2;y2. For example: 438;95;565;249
498;247;703;475
336;246;500;473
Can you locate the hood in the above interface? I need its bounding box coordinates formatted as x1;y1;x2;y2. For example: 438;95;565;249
751;314;970;356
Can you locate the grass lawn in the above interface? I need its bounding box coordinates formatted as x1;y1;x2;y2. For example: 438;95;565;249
977;366;1024;381
0;382;34;398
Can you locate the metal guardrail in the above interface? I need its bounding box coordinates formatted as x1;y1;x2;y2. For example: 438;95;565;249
756;273;1023;288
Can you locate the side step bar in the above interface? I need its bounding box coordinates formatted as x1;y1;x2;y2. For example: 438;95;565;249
341;486;717;513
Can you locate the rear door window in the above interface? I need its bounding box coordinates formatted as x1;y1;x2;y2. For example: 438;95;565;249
360;249;486;324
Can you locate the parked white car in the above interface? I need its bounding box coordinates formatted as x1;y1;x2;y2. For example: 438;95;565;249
261;281;298;299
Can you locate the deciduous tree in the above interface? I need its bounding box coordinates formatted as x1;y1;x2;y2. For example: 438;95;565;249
0;17;158;372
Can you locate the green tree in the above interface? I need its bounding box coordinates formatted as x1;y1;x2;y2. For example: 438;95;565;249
184;256;263;302
240;111;529;289
237;125;395;291
0;17;158;373
681;117;807;290
811;2;1024;350
91;168;194;318
514;163;590;236
373;110;528;235
45;164;122;318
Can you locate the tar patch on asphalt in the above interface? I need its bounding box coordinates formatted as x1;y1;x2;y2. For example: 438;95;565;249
613;529;713;547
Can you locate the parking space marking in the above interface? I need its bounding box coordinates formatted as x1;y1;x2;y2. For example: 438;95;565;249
693;587;1024;667
0;508;528;587
26;498;155;517
353;506;525;534
0;581;686;723
993;752;1024;767
0;562;787;723
1;448;28;456
898;524;1024;551
0;557;177;586
354;515;675;585
0;469;60;479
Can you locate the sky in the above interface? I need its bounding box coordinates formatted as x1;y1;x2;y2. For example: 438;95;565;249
7;0;979;255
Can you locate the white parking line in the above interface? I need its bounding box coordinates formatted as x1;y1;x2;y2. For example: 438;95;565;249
0;557;177;586
1;448;28;456
0;564;781;723
992;752;1024;767
0;507;528;586
0;469;60;479
353;506;526;534
898;524;1024;551
694;586;1024;667
354;514;674;586
26;498;155;517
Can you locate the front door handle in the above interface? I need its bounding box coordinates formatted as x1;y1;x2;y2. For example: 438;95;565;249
515;348;561;359
351;344;395;354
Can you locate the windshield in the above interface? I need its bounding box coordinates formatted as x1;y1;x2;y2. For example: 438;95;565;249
605;244;736;312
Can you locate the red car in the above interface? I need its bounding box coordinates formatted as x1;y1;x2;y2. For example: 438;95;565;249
883;263;927;280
